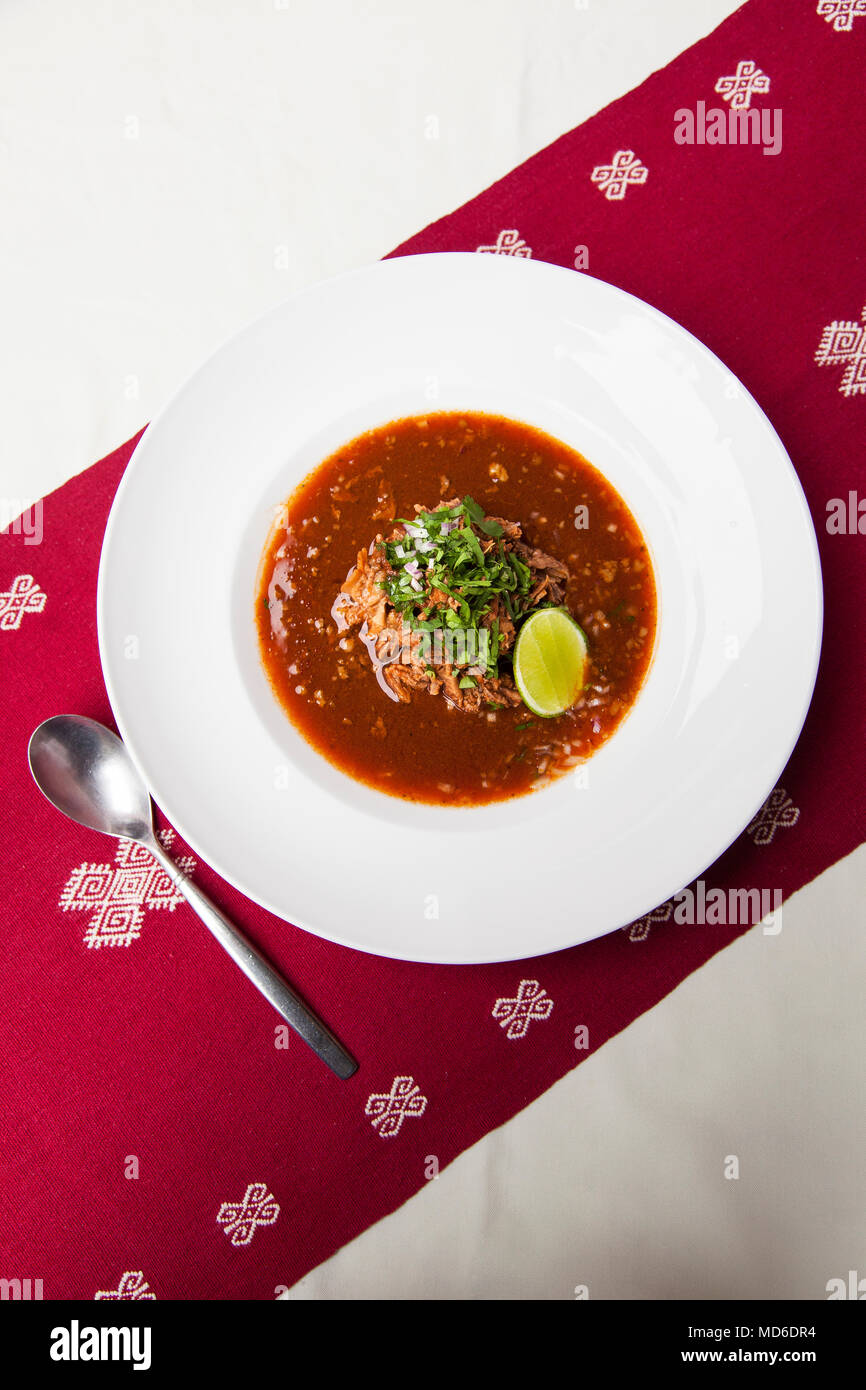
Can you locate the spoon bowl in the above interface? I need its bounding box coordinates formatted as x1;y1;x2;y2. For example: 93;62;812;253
28;714;155;842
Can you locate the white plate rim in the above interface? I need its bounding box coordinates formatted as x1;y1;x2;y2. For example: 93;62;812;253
96;252;823;964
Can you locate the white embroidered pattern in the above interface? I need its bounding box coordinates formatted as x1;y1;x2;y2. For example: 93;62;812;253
365;1075;428;1137
622;899;675;943
491;979;554;1038
476;229;532;257
59;829;195;949
590;150;648;201
815;305;866;397
745;787;800;846
816;0;866;31
0;573;46;630
714;60;770;109
94;1271;156;1301
216;1183;280;1246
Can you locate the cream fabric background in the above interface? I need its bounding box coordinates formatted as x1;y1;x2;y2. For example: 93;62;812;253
2;0;863;1300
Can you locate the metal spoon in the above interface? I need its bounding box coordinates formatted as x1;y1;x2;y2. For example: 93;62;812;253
28;714;358;1079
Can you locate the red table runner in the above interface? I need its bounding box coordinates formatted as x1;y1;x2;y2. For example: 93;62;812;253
2;0;864;1300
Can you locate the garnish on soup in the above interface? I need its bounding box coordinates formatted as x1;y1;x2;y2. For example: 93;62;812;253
333;493;575;713
257;411;656;806
512;608;588;719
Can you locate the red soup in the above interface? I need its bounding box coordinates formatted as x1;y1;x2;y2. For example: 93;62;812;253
257;411;657;806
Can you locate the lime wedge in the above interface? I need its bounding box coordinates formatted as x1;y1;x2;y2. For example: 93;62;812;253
513;607;587;718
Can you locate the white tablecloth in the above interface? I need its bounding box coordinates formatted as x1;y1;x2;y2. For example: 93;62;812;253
3;0;863;1300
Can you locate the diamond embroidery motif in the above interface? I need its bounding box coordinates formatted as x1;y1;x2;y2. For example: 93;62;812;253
622;899;675;943
492;979;554;1039
365;1076;428;1138
816;0;866;31
476;229;532;257
590;150;648;201
815;305;866;397
94;1271;156;1301
59;829;196;949
0;573;46;630
745;787;800;846
714;60;770;109
216;1183;280;1246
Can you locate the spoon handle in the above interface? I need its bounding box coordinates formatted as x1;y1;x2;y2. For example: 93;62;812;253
149;840;358;1079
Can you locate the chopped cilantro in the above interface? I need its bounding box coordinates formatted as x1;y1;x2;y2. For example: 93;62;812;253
378;496;540;679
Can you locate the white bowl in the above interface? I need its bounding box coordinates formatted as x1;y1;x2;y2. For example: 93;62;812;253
97;253;822;963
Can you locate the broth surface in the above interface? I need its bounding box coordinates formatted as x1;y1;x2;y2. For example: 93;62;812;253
257;412;656;805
